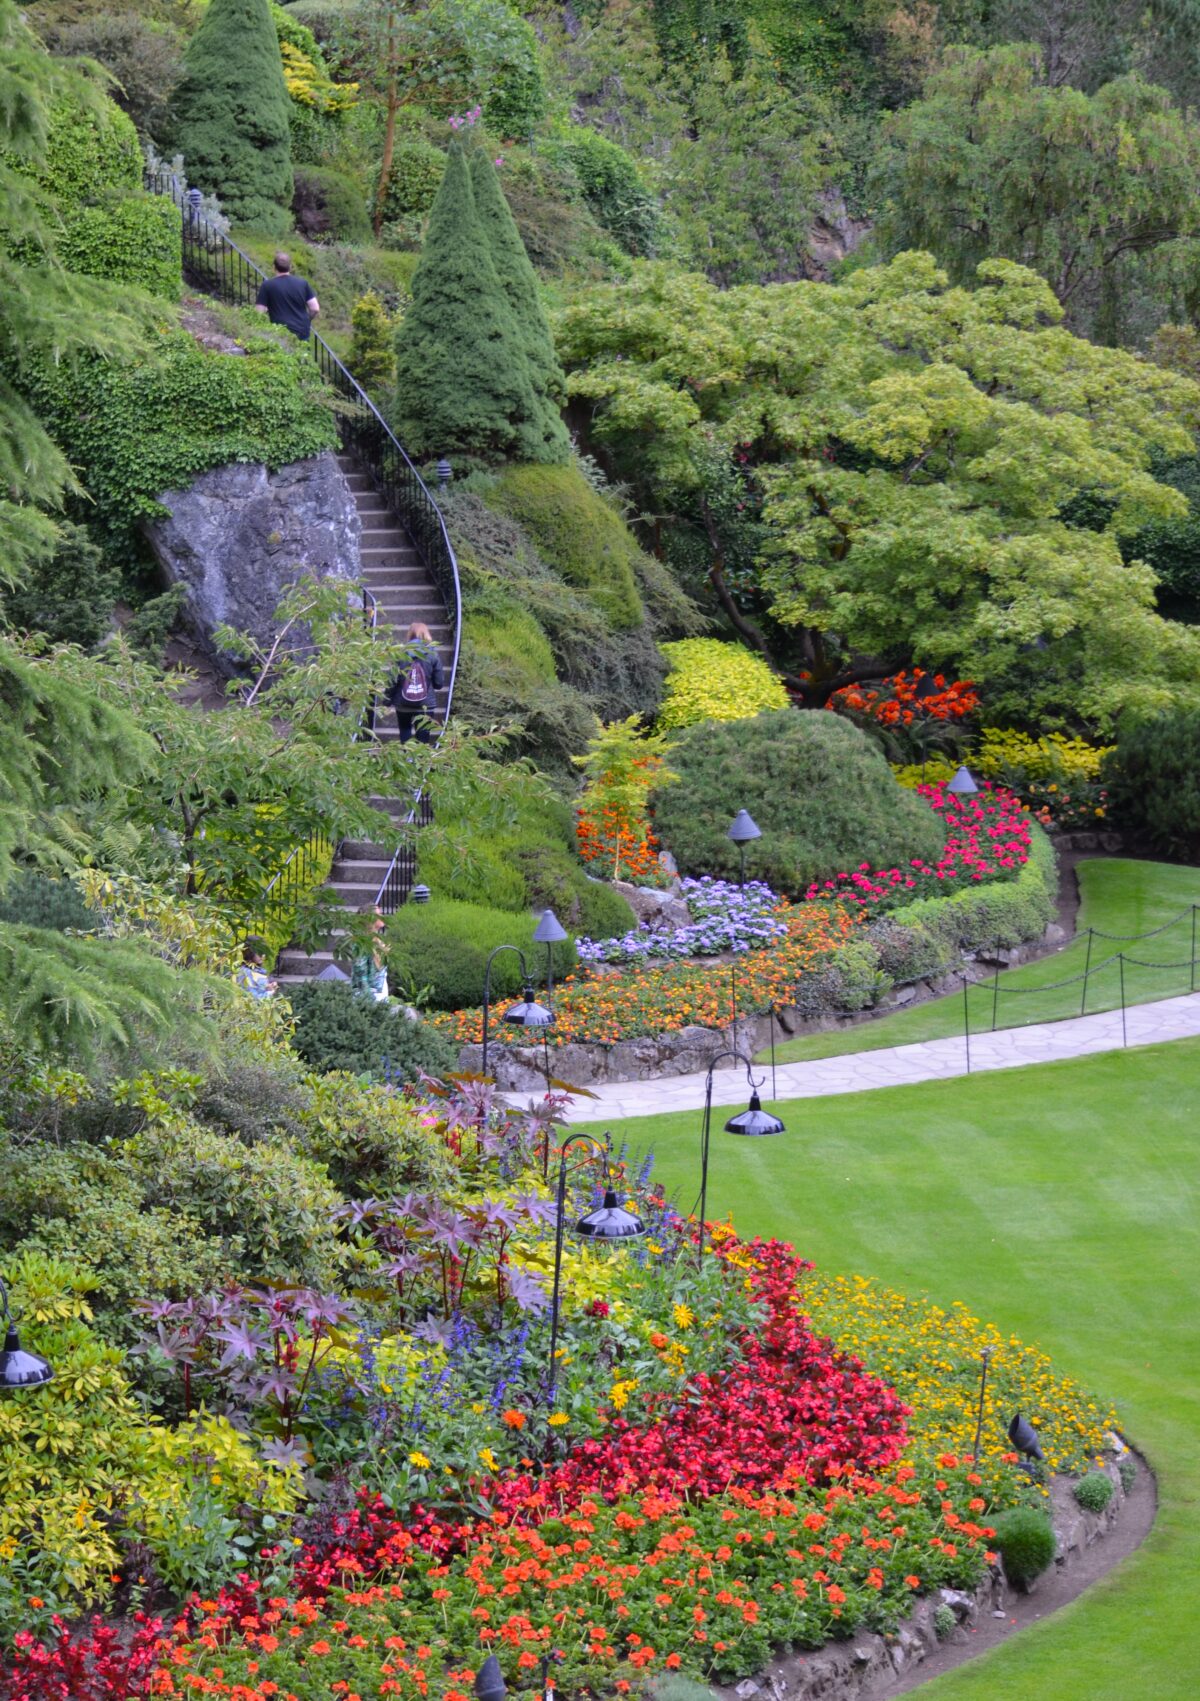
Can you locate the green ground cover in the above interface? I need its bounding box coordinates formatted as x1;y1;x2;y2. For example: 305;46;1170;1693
764;858;1200;1064
607;1037;1200;1700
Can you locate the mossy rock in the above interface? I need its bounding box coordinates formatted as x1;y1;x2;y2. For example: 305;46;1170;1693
483;464;645;631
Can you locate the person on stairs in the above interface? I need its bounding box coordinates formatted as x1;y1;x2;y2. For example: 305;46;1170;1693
254;252;320;341
351;905;390;1003
385;622;443;745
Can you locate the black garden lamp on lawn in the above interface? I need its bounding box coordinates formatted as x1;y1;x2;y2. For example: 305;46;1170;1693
0;1276;53;1391
480;944;553;1077
726;809;762;889
696;1048;786;1267
547;1134;645;1401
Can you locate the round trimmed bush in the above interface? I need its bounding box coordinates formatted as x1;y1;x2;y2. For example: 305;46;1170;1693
992;1506;1056;1590
1073;1470;1115;1514
651;710;947;897
385;898;577;1011
286;981;458;1081
378;138;448;221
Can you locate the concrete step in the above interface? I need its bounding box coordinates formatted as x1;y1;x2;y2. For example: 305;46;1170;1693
360;528;413;547
361;565;430;586
334;845;398;865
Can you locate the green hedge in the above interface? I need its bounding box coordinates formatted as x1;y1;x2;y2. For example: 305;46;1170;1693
386;898;578;1011
286;981;458;1081
58;192;181;301
33;97;141;207
1101;710;1200;860
652;710;947;896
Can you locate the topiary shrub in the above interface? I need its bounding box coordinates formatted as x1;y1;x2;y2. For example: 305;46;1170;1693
286;980;458;1080
386;897;577;1010
292;166;372;243
657;637;789;729
992;1506;1056;1590
34;97;142;206
349;290;397;391
483;464;645;630
1073;1470;1115;1513
652;710;947;896
1101;711;1200;859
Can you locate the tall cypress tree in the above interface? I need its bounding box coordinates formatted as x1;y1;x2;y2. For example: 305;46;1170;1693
393;139;540;462
167;0;293;236
469;148;571;465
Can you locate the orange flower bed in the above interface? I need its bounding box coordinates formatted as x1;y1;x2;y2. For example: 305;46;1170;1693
434;903;859;1048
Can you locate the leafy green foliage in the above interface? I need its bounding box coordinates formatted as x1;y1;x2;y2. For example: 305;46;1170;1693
17;96;142;207
658;637;789;728
1;521;119;646
377;136;447;222
167;0;295;235
386;897;577;1010
289;1068;454;1196
547;126;659;257
292;165;372;242
651;709;946;894
348;289;397;389
873;47;1200;340
1100;711;1200;859
379;0;545;136
48;13;185;140
0;871;95;931
1074;1470;1115;1513
58;191;182;301
286;980;458;1080
991;1505;1057;1589
558;255;1200;724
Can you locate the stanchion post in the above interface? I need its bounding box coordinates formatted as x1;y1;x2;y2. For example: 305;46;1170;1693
1080;928;1093;1017
991;937;1001;1032
1192;907;1197;995
962;974;971;1075
769;1003;777;1104
1119;953;1127;1049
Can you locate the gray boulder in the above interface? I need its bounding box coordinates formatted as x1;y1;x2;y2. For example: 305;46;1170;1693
145;452;361;675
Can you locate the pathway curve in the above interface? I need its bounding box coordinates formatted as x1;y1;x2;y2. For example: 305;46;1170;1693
561;991;1200;1124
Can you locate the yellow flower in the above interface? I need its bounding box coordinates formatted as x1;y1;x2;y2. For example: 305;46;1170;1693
609;1377;638;1411
479;1447;498;1472
673;1302;695;1329
647;1242;665;1254
408;1451;431;1469
548;1413;569;1426
470;1401;485;1414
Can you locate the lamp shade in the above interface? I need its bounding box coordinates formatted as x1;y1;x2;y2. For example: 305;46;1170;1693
474;1654;507;1701
0;1324;52;1391
724;1091;786;1137
577;1189;645;1240
410;883;431;904
1008;1411;1045;1461
726;809;762;845
504;989;553;1027
947;765;979;796
533;908;568;944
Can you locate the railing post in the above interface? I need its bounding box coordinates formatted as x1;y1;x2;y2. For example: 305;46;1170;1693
991;936;1001;1032
962;974;971;1075
1080;927;1093;1017
1119;953;1127;1049
1192;906;1197;995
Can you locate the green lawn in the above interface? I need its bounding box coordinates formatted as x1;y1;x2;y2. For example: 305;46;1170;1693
606;1038;1200;1701
764;858;1200;1065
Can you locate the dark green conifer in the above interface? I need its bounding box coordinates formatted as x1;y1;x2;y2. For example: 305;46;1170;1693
167;0;293;235
393;139;540;463
469;147;570;464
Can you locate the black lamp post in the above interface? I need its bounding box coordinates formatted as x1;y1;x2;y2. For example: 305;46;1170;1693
547;1134;644;1401
696;1048;785;1266
533;908;568;1002
481;944;552;1077
0;1277;53;1391
474;1653;506;1701
1008;1410;1045;1465
726;809;762;889
947;765;979;798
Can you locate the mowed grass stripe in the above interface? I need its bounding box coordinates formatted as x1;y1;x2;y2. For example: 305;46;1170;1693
605;1037;1200;1701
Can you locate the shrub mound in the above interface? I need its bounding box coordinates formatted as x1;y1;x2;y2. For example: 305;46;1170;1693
991;1506;1056;1589
652;710;946;896
286;980;457;1081
1073;1470;1115;1513
658;638;789;730
387;897;577;1010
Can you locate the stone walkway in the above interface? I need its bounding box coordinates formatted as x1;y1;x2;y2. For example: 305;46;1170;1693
561;991;1200;1124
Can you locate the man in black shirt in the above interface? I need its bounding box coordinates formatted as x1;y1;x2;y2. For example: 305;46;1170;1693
255;252;320;340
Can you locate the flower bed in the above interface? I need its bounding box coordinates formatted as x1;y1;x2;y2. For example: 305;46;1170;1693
577;877;787;966
805;782;1031;914
435;902;859;1048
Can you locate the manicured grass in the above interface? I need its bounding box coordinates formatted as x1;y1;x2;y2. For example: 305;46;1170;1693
607;1039;1200;1700
764;858;1200;1064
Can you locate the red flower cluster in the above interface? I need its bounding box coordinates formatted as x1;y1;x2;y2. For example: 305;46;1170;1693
805;783;1032;911
828;670;979;726
0;1613;166;1701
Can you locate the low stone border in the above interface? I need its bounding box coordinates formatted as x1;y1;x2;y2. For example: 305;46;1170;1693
717;1440;1152;1701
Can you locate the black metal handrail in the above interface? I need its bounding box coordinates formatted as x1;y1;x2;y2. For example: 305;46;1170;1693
144;170;462;723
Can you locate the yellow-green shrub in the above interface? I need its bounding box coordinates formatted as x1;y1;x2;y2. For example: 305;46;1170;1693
657;638;789;730
976;729;1113;785
891;756;958;788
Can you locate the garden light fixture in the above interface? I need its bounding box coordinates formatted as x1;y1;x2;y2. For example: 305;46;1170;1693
410;883;431;904
547;1135;644;1400
1008;1410;1045;1462
533;907;569;1000
480;945;553;1076
726;809;762;888
947;765;979;797
0;1277;53;1391
504;987;553;1027
697;1049;786;1266
436;458;453;487
474;1654;506;1701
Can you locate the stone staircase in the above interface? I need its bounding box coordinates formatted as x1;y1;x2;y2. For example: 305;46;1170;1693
274;452;453;985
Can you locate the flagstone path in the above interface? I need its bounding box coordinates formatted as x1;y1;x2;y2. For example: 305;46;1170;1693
560;991;1200;1124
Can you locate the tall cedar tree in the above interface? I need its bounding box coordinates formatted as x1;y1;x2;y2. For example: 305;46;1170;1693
167;0;293;235
469;148;571;464
393;139;541;461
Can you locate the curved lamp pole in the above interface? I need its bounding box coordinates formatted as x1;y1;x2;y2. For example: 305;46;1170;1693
547;1133;645;1402
481;944;553;1077
0;1276;53;1391
696;1048;785;1267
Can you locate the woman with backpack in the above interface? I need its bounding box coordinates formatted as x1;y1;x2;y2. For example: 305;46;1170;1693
385;622;444;744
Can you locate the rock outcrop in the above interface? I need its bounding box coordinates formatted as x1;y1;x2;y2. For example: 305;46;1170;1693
145;452;362;674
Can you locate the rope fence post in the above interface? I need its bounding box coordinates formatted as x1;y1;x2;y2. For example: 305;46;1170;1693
1192;907;1197;995
1080;927;1093;1017
1119;953;1127;1049
769;1003;777;1104
962;975;971;1075
991;936;1001;1032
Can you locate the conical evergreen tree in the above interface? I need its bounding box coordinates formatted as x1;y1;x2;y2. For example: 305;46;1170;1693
469;148;571;465
393;139;541;462
167;0;293;236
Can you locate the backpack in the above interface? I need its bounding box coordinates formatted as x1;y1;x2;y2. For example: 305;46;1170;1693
395;654;429;706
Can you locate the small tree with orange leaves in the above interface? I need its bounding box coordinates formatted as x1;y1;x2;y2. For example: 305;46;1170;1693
573;715;678;885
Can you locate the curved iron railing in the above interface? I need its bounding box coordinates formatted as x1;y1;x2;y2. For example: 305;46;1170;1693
144;170;462;723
